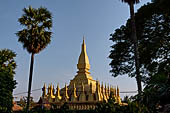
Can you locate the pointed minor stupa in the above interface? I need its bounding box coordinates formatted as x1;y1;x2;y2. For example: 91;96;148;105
117;86;121;104
55;83;61;102
71;83;77;102
62;83;69;102
42;83;46;98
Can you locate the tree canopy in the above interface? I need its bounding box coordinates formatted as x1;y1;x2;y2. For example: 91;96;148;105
109;0;170;111
16;6;52;54
109;0;170;82
0;49;17;113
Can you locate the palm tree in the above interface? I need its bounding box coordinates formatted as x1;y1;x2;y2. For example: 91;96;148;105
121;0;142;94
16;6;52;112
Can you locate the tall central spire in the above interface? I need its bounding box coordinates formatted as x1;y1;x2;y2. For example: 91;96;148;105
77;37;90;74
70;37;93;86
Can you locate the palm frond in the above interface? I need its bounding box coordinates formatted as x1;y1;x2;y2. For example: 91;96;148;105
16;6;52;54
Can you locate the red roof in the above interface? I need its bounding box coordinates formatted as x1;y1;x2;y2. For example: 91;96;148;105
12;102;23;111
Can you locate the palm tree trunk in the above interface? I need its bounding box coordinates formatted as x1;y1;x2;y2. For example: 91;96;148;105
26;53;34;113
129;1;142;94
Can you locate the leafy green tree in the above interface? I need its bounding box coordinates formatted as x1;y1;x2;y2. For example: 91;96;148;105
110;0;170;93
109;25;133;77
120;0;142;94
0;49;17;113
128;0;170;82
110;0;170;111
16;6;52;113
141;74;170;111
95;97;151;113
135;0;170;80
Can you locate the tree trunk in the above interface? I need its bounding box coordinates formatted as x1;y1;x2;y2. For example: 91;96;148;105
129;1;142;94
26;53;34;113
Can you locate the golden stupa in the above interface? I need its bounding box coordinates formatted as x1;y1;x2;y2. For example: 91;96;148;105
40;38;121;110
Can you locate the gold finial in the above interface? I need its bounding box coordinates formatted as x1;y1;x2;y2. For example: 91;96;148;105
101;82;104;88
53;85;55;95
56;83;60;94
105;83;107;88
44;83;46;87
114;87;116;97
65;83;69;97
61;83;69;101
57;83;59;89
117;86;120;97
116;86;121;104
73;83;76;88
65;83;67;89
73;83;77;97
110;84;112;89
77;37;90;73
43;83;46;91
47;84;50;95
70;83;77;102
55;83;61;101
42;83;46;97
50;84;53;94
83;36;85;44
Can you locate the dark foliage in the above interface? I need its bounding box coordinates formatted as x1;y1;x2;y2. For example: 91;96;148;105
109;1;170;111
95;97;151;113
16;6;52;54
0;49;17;113
109;0;170;83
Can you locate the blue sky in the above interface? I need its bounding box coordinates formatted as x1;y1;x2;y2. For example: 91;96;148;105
0;0;151;101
